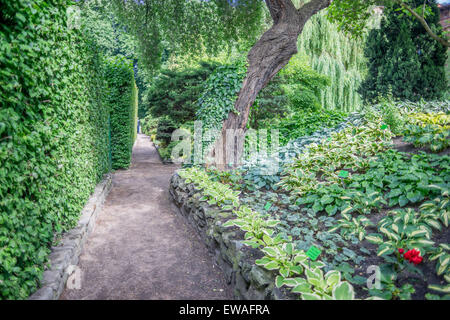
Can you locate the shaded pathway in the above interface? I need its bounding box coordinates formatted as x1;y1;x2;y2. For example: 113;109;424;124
61;134;233;300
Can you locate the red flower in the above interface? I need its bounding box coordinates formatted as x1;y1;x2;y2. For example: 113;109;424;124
398;248;404;254
412;256;423;265
403;249;423;265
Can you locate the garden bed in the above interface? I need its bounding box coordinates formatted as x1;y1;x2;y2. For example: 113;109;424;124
174;102;449;300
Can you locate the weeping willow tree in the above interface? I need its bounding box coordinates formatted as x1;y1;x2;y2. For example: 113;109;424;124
297;10;380;112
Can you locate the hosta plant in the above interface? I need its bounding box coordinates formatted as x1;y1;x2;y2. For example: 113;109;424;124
329;212;373;241
255;242;310;279
419;184;449;228
178;167;240;208
222;206;280;248
279;121;394;197
293;268;355;300
368;264;416;300
403;111;450;152
366;208;435;258
428;244;450;278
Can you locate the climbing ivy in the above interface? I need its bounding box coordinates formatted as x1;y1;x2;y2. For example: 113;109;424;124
195;60;247;153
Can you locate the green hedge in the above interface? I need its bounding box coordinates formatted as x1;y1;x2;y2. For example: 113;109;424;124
0;1;137;299
132;82;138;143
105;56;137;170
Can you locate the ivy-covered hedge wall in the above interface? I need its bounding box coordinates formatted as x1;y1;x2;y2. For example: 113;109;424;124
105;56;137;170
0;1;136;299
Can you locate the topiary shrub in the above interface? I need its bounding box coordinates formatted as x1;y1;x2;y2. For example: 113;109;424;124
0;0;111;299
105;56;137;170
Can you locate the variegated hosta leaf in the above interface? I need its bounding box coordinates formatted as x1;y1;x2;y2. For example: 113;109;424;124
325;270;341;288
366;234;384;244
301;292;322;300
425;219;441;231
332;281;355;300
409;239;435;247
428;283;450;294
437;255;450;276
377;244;395;256
430;251;445;261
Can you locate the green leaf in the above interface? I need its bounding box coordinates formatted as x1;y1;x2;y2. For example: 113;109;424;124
325;205;338;216
332;281;355;300
301;293;322;300
275;275;285;288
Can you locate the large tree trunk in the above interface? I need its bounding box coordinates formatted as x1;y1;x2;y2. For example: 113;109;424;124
212;0;331;170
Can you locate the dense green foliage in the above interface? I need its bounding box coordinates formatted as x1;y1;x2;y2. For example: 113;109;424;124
196;60;247;152
111;0;265;71
140;114;159;140
298;11;372;111
360;0;447;102
181;101;449;300
0;1;139;299
279;53;331;111
144;62;218;124
0;0;111;299
264;109;348;145
250;74;288;129
105;56;138;170
80;1;138;61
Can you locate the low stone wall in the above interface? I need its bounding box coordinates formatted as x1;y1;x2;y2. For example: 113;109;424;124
29;174;112;300
169;173;293;300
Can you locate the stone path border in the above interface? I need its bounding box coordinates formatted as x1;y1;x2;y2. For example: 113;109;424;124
169;173;295;300
29;174;112;300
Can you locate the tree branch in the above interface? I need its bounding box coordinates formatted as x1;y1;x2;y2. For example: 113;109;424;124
298;0;331;20
265;0;297;23
397;0;449;47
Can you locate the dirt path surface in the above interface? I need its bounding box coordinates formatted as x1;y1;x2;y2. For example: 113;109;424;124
60;134;233;300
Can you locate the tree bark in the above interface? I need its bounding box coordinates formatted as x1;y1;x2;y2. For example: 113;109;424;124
212;0;331;170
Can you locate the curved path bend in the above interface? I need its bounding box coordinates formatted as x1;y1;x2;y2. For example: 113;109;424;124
61;134;232;300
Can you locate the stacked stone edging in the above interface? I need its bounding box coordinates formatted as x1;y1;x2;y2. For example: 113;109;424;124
29;174;112;300
169;173;294;300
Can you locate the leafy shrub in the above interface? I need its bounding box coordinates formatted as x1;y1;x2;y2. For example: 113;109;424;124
266;109;347;145
105;56;138;169
403;112;450;152
144;62;218;124
0;0;111;299
155;116;178;147
140;114;159;139
279;53;330;111
249;74;289;129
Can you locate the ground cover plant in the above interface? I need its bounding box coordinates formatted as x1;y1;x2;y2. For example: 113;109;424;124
177;100;450;300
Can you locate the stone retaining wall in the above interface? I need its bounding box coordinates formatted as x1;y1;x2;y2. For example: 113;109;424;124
29;174;113;300
169;173;293;300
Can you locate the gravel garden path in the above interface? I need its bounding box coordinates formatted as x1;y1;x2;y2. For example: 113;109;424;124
60;134;232;300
